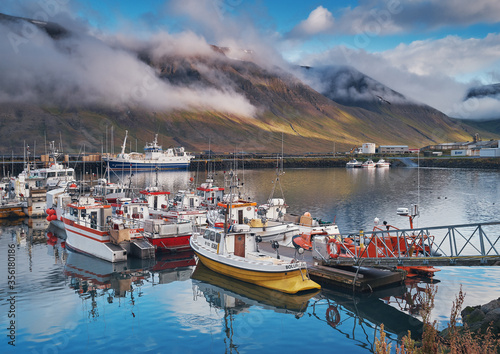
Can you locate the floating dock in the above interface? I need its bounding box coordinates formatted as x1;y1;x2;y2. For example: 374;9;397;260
260;242;405;292
308;265;405;292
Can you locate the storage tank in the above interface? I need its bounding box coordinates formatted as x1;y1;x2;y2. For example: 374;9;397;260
361;143;376;154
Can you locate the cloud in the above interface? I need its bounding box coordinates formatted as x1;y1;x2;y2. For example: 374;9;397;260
286;6;335;39
166;0;289;71
300;32;500;119
0;16;257;117
285;1;500;37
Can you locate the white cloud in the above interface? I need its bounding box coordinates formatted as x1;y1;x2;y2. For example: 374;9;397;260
300;31;500;119
287;6;335;38
0;19;257;117
311;0;500;35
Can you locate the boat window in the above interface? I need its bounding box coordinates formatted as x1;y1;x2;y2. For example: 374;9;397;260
124;206;128;214
81;209;86;218
203;230;210;239
216;233;221;243
90;211;97;229
209;231;215;241
71;208;78;217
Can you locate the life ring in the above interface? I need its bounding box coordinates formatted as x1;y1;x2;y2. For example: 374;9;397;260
326;305;340;328
327;238;341;258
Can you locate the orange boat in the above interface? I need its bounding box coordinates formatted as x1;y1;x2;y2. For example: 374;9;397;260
324;206;440;277
292;229;329;250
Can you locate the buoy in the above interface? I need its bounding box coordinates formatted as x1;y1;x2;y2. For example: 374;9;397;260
304;212;311;217
50;214;58;221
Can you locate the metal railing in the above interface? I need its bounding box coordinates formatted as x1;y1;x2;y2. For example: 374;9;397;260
316;221;500;267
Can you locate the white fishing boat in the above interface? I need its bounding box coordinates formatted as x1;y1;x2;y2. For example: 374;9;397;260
62;196;154;262
103;131;194;171
346;159;362;168
361;159;376;168
190;223;321;294
375;159;391;168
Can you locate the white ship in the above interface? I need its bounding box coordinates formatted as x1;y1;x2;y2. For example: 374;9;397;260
103;131;194;171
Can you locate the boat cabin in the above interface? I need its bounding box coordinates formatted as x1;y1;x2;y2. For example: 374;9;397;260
201;224;258;257
196;179;224;207
140;189;170;210
217;200;257;224
67;197;113;232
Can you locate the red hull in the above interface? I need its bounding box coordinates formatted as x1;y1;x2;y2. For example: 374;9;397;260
146;234;192;252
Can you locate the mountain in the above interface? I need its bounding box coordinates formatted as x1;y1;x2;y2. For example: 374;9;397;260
465;83;500;100
0;13;497;155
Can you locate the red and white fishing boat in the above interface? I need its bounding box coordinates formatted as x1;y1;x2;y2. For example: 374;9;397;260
143;218;193;252
62;196;154;263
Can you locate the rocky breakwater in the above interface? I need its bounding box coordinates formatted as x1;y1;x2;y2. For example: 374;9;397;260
461;298;500;336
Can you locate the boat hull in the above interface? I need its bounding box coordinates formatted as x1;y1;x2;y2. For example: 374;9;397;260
63;218;127;263
193;250;320;294
105;160;190;171
147;234;192;252
0;206;25;219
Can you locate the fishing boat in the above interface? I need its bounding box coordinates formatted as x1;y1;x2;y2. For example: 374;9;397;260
103;131;194;171
143;218;193;252
192;262;319;315
375;159;391;168
190;222;321;294
346;159;362;168
361;159;376;168
61;196;155;262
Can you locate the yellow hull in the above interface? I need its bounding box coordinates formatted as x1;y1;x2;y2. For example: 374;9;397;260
0;206;25;219
195;252;321;294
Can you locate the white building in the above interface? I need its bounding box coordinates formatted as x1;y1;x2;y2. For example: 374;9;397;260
379;145;409;154
361;143;376;154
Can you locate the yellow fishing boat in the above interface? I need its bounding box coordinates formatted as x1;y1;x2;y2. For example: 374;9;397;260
190;224;320;294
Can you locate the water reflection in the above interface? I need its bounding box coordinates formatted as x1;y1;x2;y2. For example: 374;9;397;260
190;262;437;351
64;250;152;320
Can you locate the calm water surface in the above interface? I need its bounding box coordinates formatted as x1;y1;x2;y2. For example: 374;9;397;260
1;167;499;353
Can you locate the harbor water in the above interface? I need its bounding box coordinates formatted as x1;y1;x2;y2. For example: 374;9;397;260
1;167;500;353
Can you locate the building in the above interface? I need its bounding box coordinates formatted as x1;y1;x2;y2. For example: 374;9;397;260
378;145;409;154
361;143;376;154
451;150;472;156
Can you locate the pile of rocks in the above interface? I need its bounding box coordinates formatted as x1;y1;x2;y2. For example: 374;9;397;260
461;298;500;335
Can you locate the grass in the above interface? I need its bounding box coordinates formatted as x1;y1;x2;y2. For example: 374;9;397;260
375;286;499;353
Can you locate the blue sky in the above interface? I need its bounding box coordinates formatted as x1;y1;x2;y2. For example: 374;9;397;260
2;0;500;118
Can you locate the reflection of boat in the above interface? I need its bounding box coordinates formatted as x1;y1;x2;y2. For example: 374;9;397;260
315;285;425;343
103;131;194;171
346;159;362;168
64;250;150;319
149;250;196;285
192;262;318;315
190;223;321;294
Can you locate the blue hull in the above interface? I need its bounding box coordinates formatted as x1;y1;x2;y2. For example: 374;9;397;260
106;161;190;171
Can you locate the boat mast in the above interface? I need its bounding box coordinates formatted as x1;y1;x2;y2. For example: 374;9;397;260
120;130;128;156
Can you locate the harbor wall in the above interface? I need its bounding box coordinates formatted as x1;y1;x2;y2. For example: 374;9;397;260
1;156;499;178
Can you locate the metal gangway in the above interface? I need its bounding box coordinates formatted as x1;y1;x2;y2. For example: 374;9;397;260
314;221;500;267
